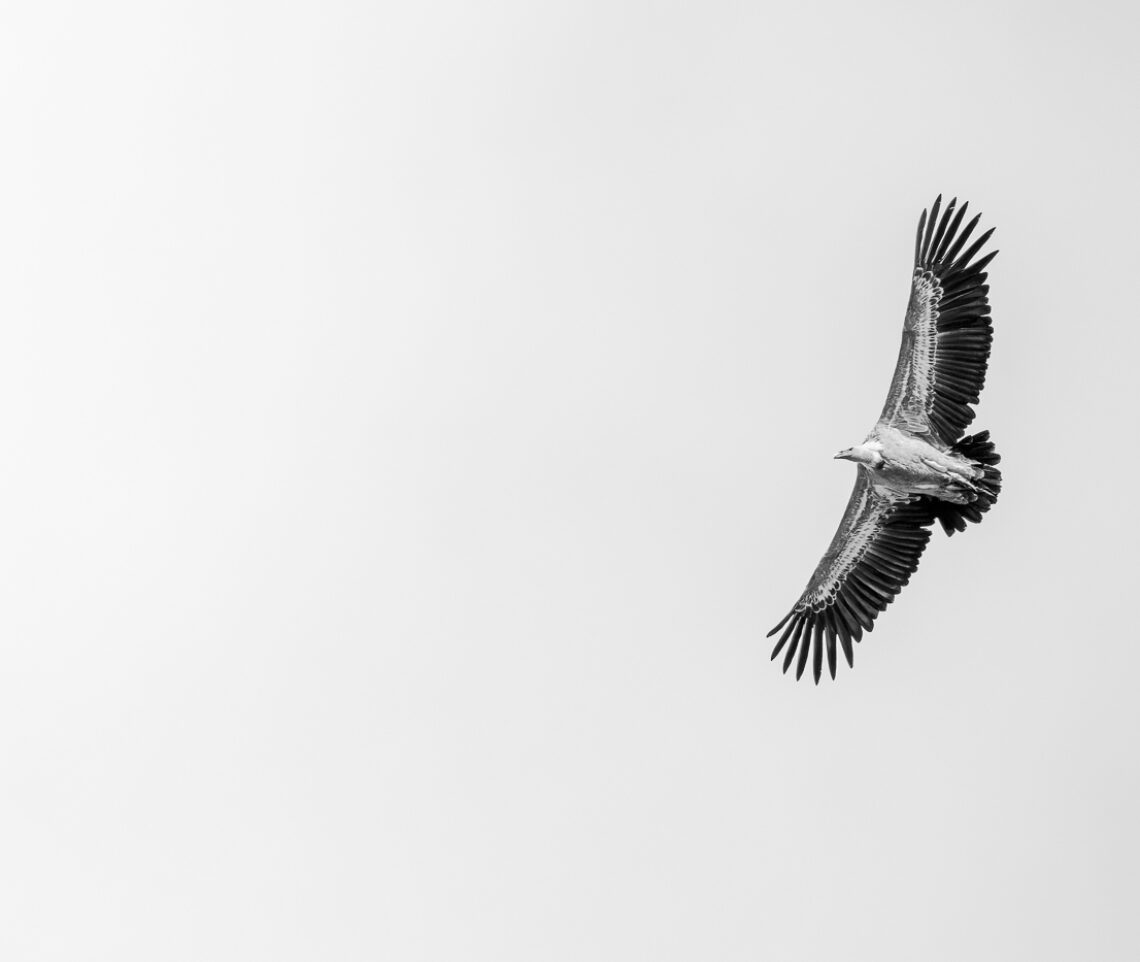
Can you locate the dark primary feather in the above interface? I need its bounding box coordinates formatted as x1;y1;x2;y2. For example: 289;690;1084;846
768;474;935;683
880;196;998;445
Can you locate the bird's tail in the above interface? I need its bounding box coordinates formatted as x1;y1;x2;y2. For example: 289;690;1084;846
928;430;1002;536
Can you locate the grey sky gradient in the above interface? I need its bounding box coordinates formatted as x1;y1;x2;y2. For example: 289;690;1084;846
2;2;1139;959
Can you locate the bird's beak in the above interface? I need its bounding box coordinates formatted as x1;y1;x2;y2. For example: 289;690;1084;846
834;451;847;460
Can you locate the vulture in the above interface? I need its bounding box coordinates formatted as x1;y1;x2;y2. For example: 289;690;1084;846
768;196;1001;683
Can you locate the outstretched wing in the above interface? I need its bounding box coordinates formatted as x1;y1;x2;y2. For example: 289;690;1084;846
767;473;935;683
880;196;997;445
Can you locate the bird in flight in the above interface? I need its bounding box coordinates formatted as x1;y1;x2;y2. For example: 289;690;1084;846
768;196;1001;683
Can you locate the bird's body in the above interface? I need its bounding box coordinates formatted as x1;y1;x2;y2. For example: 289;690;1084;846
844;426;984;503
768;196;1002;682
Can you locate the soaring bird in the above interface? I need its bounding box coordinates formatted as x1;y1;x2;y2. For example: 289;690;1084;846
768;196;1001;683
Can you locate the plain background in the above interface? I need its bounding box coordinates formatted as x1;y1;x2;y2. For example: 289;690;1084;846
2;2;1138;959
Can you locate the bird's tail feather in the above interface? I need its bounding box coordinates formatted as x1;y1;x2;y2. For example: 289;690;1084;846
926;430;1002;536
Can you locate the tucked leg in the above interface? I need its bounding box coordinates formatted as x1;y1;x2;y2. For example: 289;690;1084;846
921;459;980;498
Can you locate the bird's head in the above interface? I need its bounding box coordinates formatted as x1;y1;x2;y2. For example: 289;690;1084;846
834;444;882;466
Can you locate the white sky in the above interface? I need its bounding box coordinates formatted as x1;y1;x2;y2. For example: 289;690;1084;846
2;2;1138;959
